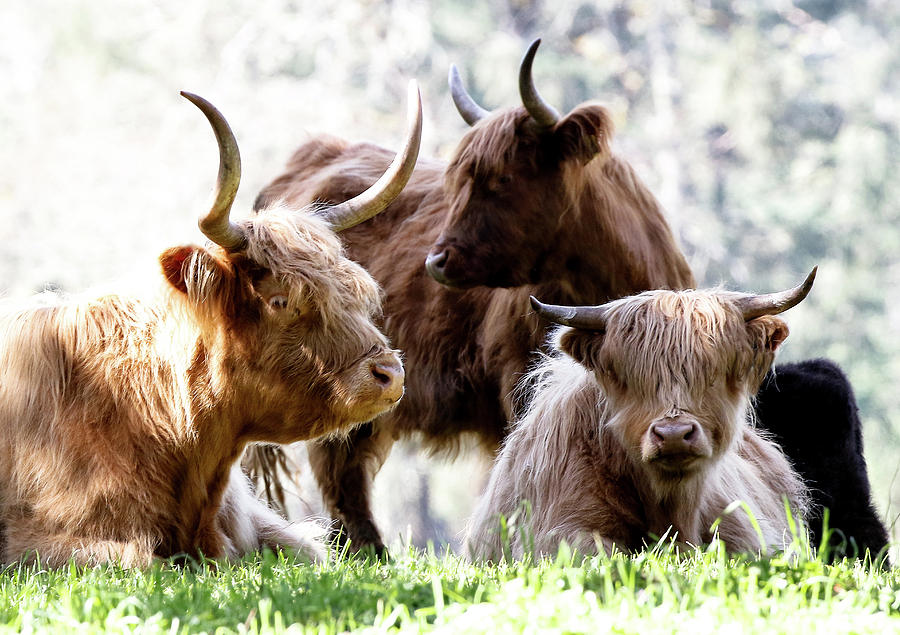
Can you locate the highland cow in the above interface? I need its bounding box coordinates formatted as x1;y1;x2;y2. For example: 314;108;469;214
0;84;421;567
465;272;816;560
755;360;889;560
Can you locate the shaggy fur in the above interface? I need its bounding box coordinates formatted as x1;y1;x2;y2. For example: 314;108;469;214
464;289;809;560
755;360;889;560
0;206;403;567
255;80;886;558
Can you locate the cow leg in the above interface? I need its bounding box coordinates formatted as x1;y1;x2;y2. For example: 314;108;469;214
307;421;393;556
4;527;156;568
218;466;327;562
252;511;328;562
754;359;890;562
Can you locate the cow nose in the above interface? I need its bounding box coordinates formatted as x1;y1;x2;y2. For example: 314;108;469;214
369;353;404;402
425;248;453;285
650;420;698;452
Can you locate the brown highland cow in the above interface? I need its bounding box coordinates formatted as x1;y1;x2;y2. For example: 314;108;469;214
0;83;421;567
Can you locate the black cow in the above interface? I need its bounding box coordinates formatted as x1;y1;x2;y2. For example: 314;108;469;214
755;359;890;562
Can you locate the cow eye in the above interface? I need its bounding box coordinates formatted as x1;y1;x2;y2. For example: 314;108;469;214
601;366;625;390
486;174;512;195
268;295;289;310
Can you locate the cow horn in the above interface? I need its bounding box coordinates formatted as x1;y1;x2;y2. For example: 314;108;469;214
449;64;490;126
519;38;560;128
735;267;818;321
530;295;609;331
181;91;248;252
319;80;423;232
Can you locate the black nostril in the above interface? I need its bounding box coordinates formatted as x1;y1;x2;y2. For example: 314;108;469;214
425;249;448;271
371;364;392;385
683;424;697;441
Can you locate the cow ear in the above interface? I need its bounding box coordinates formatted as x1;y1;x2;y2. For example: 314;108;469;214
160;245;197;295
557;327;605;370
160;245;230;297
551;103;614;166
746;315;790;353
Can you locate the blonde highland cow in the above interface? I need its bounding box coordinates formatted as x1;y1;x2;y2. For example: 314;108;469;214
0;84;422;567
465;271;815;560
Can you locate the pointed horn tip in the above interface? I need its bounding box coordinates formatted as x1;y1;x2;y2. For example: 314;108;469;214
530;296;576;323
518;37;560;127
403;78;423;153
448;62;490;126
788;266;818;300
521;39;543;68
180;89;245;252
737;266;819;321
179;91;232;134
530;298;607;330
804;266;818;288
529;295;568;325
793;265;817;301
318;80;422;232
180;91;206;108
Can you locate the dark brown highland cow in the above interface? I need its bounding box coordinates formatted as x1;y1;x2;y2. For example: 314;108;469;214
0;83;421;567
254;40;692;553
256;41;887;561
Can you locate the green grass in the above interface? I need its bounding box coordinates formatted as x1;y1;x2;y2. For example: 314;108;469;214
2;541;899;634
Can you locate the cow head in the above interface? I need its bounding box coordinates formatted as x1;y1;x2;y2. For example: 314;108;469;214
531;269;816;490
425;39;614;288
160;85;422;442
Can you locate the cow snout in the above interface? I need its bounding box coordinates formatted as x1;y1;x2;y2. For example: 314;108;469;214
425;247;451;284
369;353;404;403
651;420;697;452
645;417;710;470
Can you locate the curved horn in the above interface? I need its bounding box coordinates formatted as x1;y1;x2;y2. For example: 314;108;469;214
735;267;818;321
319;80;423;232
180;91;247;252
530;295;609;331
519;38;560;128
449;64;490;126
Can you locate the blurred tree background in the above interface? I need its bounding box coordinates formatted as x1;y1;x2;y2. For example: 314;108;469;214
1;0;898;551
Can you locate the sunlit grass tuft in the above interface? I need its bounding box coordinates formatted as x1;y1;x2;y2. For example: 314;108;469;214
0;540;897;633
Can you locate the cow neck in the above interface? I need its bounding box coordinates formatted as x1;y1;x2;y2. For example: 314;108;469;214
631;463;714;548
549;156;695;307
162;325;248;558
